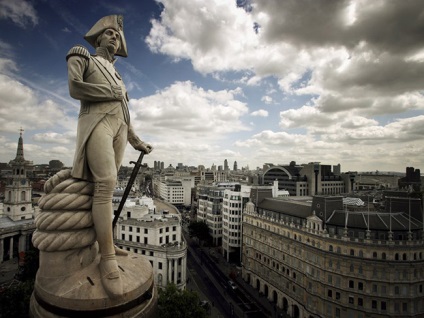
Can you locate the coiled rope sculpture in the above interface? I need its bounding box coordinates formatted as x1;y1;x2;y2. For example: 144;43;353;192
32;169;96;252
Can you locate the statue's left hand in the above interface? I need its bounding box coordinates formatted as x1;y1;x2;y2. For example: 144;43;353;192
133;141;153;154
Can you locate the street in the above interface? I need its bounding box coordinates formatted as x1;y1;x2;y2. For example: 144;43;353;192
184;229;270;318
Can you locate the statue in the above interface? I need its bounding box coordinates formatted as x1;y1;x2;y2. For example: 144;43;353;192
66;14;153;298
30;15;157;317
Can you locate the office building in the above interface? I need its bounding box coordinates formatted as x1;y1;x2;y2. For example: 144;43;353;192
262;162;346;196
115;198;187;290
242;189;424;318
222;184;250;262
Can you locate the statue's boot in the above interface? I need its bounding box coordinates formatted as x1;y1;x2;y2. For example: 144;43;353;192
114;245;128;256
99;254;123;298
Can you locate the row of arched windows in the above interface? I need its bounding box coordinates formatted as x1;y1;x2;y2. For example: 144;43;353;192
328;244;423;261
13;168;25;175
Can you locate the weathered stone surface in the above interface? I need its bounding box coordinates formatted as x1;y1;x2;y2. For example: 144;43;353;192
30;252;157;317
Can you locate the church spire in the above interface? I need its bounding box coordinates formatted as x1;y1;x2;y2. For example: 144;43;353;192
15;128;25;162
10;128;31;167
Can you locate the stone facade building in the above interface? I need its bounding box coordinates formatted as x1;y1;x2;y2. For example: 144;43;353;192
115;199;187;290
242;190;424;318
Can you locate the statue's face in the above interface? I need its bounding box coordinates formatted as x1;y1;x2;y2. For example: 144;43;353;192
98;28;121;55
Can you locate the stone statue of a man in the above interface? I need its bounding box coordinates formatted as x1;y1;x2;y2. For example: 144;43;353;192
66;15;152;298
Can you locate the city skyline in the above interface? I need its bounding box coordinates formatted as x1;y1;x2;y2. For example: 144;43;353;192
0;1;423;172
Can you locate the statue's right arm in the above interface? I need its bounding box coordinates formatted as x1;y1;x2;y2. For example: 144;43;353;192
67;46;123;102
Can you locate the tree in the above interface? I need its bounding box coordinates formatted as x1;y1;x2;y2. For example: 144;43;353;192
17;246;39;281
0;280;34;318
188;221;212;245
0;246;39;317
158;283;208;318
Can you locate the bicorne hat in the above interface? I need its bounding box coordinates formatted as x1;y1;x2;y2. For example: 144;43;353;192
84;15;128;57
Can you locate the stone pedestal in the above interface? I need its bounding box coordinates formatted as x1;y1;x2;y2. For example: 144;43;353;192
30;248;157;317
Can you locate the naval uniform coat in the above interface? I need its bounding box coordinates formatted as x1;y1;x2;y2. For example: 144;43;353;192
67;45;141;181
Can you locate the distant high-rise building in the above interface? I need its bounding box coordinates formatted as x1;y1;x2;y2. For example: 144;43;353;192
233;161;237;171
160;161;164;170
224;159;229;171
333;163;341;175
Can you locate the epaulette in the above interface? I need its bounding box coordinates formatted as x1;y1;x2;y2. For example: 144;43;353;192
66;45;91;61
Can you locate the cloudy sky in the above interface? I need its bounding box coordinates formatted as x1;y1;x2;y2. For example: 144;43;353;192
0;0;423;173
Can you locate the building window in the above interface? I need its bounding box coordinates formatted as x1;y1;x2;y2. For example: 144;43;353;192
144;237;148;244
349;296;354;304
372;300;377;309
358;282;363;290
328;290;333;298
129;226;133;232
336;292;340;300
349;280;354;288
335;308;340;318
358;298;363;307
158;262;162;270
121;234;125;240
381;301;387;311
144;228;148;234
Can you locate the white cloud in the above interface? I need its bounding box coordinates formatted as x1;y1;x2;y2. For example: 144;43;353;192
261;95;273;104
251;109;268;117
32;132;75;144
130;81;250;139
0;0;38;28
0;74;68;133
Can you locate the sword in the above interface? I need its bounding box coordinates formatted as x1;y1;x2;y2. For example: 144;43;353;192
112;150;145;229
